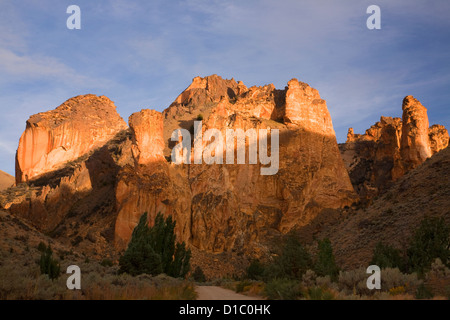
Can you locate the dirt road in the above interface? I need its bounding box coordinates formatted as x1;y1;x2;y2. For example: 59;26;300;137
196;286;263;300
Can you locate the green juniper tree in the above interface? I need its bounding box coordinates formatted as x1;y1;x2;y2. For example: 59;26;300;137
119;212;191;278
370;242;404;270
407;217;450;274
39;244;60;280
314;238;339;281
264;234;312;280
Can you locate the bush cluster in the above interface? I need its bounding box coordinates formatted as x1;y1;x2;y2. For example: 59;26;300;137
119;212;191;278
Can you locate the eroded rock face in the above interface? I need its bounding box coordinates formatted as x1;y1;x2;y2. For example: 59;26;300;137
114;163;192;250
400;95;432;171
8;75;358;256
129;109;165;165
15;95;127;183
114;75;357;252
284;79;334;136
429;124;449;155
340;96;448;199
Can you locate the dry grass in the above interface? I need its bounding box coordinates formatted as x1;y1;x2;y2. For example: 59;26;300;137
0;245;196;300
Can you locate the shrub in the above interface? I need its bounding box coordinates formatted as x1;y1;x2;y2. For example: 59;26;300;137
192;266;206;282
246;259;265;280
415;283;434;299
338;268;369;296
119;212;191;278
265;235;312;281
301;269;317;288
307;286;335;300
100;259;114;267
39;244;61;280
236;280;252;293
37;242;46;253
196;114;204;121
370;242;404;270
388;286;406;296
407;217;450;274
380;268;422;294
314;238;339;281
427;258;450;279
264;278;302;300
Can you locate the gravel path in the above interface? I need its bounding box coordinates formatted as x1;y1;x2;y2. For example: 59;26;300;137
195;286;263;300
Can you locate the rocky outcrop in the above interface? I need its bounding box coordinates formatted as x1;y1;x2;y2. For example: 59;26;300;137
325;143;450;270
7;75;358;256
284;79;334;136
1;129;133;257
129;109;165;165
15;94;127;184
114;109;191;249
114;75;357;253
400;95;432;171
429;124;449;155
340;96;448;199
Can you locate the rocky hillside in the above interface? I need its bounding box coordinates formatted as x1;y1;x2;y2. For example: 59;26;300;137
340;95;448;200
323;145;450;269
0;170;14;191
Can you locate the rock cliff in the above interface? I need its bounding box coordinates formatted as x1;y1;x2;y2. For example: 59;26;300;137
15;94;127;183
114;75;357;253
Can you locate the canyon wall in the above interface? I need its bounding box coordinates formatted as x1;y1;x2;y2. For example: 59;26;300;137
8;75;357;255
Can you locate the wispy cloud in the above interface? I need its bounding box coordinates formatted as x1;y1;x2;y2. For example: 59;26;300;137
0;48;82;82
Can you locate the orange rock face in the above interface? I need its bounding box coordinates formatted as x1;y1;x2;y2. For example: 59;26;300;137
114;75;357;252
400;95;432;170
340;96;448;199
8;75;359;255
129;109;165;165
15;95;127;183
284;79;334;136
428;124;449;155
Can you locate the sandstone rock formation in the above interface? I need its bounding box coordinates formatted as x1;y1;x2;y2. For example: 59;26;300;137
6;75;358;257
1;130;133;257
129;109;165;165
0;170;14;191
428;124;449;154
400;95;432;171
114;109;191;249
340;96;448;199
284;79;334;136
15;94;127;183
114;75;357;253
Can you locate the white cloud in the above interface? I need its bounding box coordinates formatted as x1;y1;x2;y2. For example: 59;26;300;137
0;48;72;78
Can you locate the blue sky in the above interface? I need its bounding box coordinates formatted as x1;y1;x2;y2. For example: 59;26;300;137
1;0;449;175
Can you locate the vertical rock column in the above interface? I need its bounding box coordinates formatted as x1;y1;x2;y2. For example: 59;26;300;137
400;95;432;171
